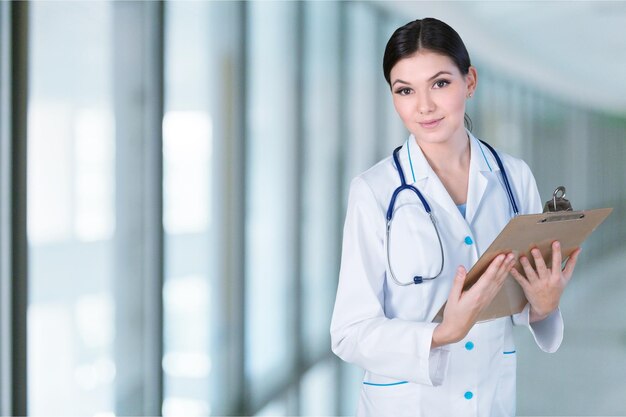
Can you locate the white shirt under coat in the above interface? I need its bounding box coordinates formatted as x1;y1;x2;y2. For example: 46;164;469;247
330;131;563;417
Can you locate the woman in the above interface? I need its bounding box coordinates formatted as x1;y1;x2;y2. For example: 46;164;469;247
330;18;580;417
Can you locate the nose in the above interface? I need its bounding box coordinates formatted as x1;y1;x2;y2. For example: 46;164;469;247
416;90;435;115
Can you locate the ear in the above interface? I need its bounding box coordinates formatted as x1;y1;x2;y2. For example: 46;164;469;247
465;66;478;97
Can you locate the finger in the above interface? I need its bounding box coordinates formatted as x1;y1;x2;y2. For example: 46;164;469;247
531;247;549;277
485;254;508;281
487;254;507;274
449;266;467;302
482;255;515;303
562;247;582;280
519;255;539;283
510;267;530;291
551;241;562;277
495;254;515;282
483;254;514;298
471;254;505;292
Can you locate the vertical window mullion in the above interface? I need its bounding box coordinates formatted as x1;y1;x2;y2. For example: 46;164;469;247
219;2;248;414
112;1;164;415
0;2;12;412
292;1;305;415
4;2;29;416
208;1;248;413
334;2;348;415
374;9;388;160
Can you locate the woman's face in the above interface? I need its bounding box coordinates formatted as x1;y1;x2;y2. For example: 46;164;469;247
389;50;476;146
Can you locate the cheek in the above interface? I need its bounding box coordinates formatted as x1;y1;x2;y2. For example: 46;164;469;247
392;97;413;124
445;90;467;115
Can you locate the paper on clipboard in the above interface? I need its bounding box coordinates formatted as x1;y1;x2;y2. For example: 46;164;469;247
434;207;613;322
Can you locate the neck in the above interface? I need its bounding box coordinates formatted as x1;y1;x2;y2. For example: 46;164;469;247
416;130;470;174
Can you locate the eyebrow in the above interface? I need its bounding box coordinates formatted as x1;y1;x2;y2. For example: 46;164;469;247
391;71;453;87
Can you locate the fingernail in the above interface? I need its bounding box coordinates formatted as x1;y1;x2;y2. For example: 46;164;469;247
554;241;560;248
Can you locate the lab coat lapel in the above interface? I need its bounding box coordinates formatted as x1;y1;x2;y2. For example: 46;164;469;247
465;133;497;225
404;136;465;224
422;168;464;221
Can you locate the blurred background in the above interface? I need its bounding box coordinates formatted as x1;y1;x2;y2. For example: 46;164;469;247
1;1;625;416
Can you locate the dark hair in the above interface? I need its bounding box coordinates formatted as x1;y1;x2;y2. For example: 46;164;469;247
383;17;474;130
383;18;471;86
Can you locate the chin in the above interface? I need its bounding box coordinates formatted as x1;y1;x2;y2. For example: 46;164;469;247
412;123;464;145
412;129;453;144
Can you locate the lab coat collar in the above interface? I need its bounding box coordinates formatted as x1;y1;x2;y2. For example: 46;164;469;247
468;130;500;174
397;134;429;184
397;130;499;224
398;130;499;183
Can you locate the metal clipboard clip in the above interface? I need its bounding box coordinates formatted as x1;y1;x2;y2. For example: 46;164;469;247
543;185;573;213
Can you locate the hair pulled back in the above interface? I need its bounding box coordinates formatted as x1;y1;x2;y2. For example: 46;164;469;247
383;18;471;86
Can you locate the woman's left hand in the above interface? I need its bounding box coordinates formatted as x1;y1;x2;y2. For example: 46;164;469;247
510;241;581;322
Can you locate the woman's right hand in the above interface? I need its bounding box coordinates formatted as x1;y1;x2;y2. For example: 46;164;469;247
431;253;516;348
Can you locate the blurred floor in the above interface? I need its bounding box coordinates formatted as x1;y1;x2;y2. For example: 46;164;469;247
516;249;626;416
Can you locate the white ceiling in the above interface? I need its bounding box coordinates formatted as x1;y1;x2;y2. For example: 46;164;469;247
379;1;626;116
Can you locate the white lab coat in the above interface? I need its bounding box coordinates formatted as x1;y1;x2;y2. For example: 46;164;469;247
330;131;563;417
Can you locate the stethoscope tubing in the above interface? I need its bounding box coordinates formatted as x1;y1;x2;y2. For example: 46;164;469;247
386;210;444;286
386;137;519;286
477;140;520;216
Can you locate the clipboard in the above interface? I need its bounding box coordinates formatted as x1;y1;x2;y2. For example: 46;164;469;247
434;207;613;322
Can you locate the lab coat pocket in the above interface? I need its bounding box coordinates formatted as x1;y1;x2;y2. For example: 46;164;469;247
386;203;443;283
491;348;517;417
359;372;418;417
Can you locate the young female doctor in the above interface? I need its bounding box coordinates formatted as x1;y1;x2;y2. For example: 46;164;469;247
330;18;581;417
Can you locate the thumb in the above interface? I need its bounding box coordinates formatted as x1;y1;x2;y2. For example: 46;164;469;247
449;266;467;302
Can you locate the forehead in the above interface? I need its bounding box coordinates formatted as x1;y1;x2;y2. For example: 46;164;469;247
390;51;460;82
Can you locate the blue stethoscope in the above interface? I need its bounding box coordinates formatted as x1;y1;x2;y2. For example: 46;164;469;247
386;137;519;286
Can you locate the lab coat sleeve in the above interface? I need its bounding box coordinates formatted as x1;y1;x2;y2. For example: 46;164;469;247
330;176;450;386
510;160;564;353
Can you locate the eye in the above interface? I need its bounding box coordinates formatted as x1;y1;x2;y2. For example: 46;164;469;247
394;87;413;96
433;79;450;89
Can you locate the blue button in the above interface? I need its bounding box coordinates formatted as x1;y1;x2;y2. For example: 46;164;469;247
464;391;474;400
465;341;474;351
464;236;473;245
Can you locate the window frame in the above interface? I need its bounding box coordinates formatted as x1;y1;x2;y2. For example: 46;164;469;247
112;1;165;415
0;2;29;415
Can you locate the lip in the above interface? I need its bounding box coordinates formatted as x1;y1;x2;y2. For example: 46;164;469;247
419;117;443;129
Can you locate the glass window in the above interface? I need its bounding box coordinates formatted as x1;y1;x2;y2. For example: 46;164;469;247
245;0;299;407
344;2;380;184
254;394;288;416
300;359;336;416
27;2;115;415
381;17;409;153
162;1;213;416
339;360;363;416
301;0;341;363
